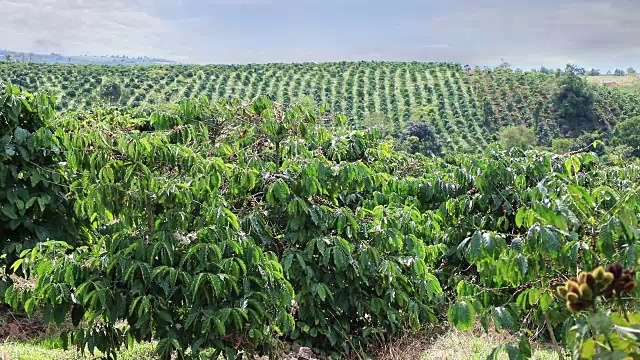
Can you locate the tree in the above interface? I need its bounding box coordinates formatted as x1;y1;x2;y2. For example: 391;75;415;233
588;68;601;76
614;68;626;76
539;66;553;74
498;59;511;69
573;130;606;155
397;121;443;156
565;64;586;75
410;104;437;121
627;67;637;74
612;116;640;157
551;138;574;154
554;64;597;136
100;82;121;105
498;125;537;150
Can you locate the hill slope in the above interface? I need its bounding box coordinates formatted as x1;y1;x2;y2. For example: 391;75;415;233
1;61;639;153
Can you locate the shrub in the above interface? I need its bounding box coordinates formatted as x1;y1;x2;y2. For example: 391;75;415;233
612;115;640;157
551;138;574;154
0;83;75;274
498;125;537;150
7;100;295;359
397;121;443;156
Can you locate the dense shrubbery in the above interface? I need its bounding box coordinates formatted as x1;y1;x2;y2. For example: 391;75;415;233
1;84;640;359
0;84;76;274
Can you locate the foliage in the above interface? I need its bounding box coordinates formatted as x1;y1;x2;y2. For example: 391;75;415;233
99;82;121;106
551;138;574;154
573;131;607;155
498;125;537;150
0;83;75;275
614;69;626;77
612;115;640;157
3;93;447;359
398;121;443;156
555;65;598;136
6;97;297;359
2;83;640;359
0;340;157;360
441;147;640;360
361;112;396;138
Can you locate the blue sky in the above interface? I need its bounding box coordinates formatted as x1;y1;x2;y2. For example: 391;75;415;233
2;0;639;69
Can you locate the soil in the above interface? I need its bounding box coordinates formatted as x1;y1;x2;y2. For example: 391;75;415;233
0;306;47;342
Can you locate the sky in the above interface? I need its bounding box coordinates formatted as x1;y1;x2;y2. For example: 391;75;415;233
1;0;639;69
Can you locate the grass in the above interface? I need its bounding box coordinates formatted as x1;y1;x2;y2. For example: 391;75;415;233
375;325;561;360
0;340;156;360
420;330;559;360
1;327;562;360
587;74;640;94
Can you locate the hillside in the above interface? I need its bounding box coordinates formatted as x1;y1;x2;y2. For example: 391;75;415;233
1;61;639;153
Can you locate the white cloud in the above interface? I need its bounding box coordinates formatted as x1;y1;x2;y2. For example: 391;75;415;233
405;0;640;66
0;0;202;59
0;0;638;67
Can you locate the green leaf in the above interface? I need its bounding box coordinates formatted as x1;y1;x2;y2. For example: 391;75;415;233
448;301;474;331
539;227;560;256
580;339;597;359
539;292;553;312
71;304;84;326
491;306;515;331
333;247;348;270
37;195;51;212
515;207;527;228
486;345;503;360
466;232;482;261
505;343;528;360
518;335;532;358
513;254;528;277
1;205;18;220
316;283;327;302
14;127;29;145
156;309;174;324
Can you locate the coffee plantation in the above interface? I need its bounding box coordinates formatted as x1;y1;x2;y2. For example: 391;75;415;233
1;80;639;359
3;62;640;154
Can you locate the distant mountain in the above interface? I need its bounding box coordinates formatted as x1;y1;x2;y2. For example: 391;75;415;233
0;49;177;65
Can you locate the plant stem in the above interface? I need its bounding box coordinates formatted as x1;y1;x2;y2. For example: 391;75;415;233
543;312;563;359
618;296;631;323
605;333;615;352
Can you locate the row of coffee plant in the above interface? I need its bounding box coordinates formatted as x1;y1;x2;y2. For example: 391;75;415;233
1;84;638;359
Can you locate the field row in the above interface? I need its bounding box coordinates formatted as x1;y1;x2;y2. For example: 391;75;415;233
1;62;639;153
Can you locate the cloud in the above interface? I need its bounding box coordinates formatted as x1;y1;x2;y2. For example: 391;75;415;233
0;0;638;68
0;0;203;59
404;0;640;68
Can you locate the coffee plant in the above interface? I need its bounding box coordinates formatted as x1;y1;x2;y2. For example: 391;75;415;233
0;83;75;275
6;96;297;359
